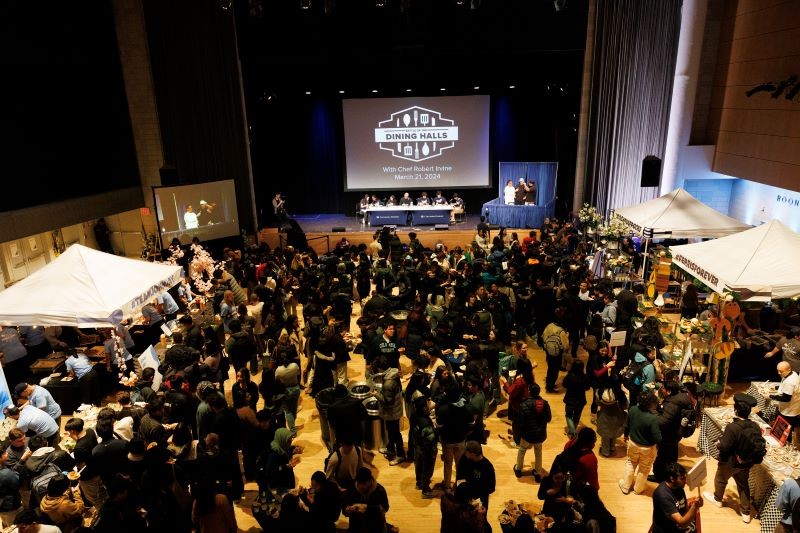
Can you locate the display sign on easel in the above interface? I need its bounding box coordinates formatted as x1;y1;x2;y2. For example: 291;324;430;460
609;330;627;348
138;345;163;391
686;458;707;491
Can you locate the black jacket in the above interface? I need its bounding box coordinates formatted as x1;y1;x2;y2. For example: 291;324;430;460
516;395;552;444
658;392;694;440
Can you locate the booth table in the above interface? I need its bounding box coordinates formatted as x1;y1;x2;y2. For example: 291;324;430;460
365;205;452;226
44;376;82;415
747;382;778;421
698;406;789;532
481;198;553;229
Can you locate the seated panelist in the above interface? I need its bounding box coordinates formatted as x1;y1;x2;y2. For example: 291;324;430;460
433;191;447;205
400;192;413;206
386;195;398;206
416;191;431;206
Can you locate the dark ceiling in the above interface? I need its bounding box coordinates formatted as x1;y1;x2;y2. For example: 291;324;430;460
236;0;589;96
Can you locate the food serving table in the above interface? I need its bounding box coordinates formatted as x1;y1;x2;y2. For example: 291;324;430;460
747;382;779;422
698;406;795;532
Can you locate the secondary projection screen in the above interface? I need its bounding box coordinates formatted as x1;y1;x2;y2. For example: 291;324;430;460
342;95;490;191
153;179;239;248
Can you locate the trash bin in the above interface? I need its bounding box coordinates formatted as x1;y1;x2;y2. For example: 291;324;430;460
315;387;337;452
362;397;387;451
348;381;374;400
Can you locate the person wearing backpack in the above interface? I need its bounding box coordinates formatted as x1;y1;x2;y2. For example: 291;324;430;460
651;382;701;483
324;439;364;493
514;382;551;482
622;344;656;407
542;320;569;393
703;392;763;523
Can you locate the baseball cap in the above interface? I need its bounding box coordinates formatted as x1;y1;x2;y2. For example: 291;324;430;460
733;392;757;408
13;383;28;397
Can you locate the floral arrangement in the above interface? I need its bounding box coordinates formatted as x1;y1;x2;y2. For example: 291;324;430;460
578;203;603;229
600;216;629;240
188;243;224;294
165;245;184;266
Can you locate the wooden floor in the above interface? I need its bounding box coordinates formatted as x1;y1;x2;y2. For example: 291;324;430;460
230;306;761;533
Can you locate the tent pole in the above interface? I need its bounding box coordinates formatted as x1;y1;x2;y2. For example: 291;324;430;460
641;236;651;282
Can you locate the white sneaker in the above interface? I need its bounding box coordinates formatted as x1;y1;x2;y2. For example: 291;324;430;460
617;479;630;495
741;512;751;523
702;491;722;508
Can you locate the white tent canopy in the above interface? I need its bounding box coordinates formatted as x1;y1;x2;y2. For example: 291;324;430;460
614;187;751;238
671;219;800;301
0;244;182;327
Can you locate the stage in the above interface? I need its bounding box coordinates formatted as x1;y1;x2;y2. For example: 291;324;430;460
257;213;539;254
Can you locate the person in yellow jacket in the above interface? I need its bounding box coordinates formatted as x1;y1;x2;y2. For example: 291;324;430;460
39;474;85;533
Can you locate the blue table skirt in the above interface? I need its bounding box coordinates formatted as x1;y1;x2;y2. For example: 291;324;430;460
367;208;451;226
412;209;450;225
368;211;406;225
481;198;553;229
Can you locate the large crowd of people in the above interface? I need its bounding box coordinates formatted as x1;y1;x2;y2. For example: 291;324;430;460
1;213;799;532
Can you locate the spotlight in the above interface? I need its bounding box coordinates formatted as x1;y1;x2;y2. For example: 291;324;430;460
338;90;345;94
440;88;446;91
405;88;412;92
305;91;311;95
509;85;516;89
372;89;378;93
473;86;480;90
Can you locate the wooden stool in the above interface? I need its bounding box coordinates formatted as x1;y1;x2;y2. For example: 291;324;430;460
702;382;724;406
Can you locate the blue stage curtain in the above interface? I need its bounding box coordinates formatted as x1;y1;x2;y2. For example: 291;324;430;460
497;162;558;207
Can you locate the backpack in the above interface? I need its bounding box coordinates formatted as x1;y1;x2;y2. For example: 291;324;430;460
543;327;565;357
735;419;767;465
324;446;362;479
31;463;62;503
620;360;648;389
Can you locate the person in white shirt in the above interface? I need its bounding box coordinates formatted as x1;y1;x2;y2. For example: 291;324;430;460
770;361;800;445
503;179;515;205
578;281;593;302
183;205;199;230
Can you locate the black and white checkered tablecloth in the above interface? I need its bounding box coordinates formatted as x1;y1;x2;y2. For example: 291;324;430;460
698;408;782;533
747;383;778;422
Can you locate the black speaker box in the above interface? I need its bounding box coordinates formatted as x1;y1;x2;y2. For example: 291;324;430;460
331;226;346;232
641;155;661;187
434;224;449;231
